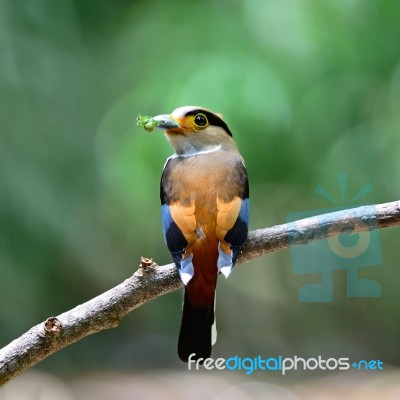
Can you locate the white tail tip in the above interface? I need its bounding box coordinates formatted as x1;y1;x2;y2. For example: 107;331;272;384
219;265;232;278
179;271;193;285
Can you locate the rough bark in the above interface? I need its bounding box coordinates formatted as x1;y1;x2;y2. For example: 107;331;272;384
0;200;399;386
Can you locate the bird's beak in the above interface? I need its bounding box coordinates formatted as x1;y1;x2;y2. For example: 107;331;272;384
152;114;181;131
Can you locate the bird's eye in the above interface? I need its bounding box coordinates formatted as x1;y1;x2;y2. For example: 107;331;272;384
193;113;208;128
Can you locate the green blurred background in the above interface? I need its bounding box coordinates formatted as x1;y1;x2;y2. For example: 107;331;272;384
1;0;400;397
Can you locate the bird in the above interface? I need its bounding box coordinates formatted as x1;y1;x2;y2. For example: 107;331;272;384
152;106;249;362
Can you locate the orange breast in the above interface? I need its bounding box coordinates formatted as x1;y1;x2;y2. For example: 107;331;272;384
165;152;242;306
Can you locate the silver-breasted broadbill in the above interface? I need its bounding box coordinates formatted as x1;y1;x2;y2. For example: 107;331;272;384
152;106;249;362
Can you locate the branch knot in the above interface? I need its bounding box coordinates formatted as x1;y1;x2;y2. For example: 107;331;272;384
43;317;62;335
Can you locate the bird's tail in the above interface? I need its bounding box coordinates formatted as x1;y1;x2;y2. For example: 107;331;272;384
178;284;216;362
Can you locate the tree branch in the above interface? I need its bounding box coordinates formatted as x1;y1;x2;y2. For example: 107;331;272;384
1;200;399;385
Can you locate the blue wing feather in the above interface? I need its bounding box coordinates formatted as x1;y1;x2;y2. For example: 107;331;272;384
161;204;188;266
224;198;249;265
162;204;195;285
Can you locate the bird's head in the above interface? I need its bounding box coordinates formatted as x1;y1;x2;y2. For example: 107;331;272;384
152;106;235;156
